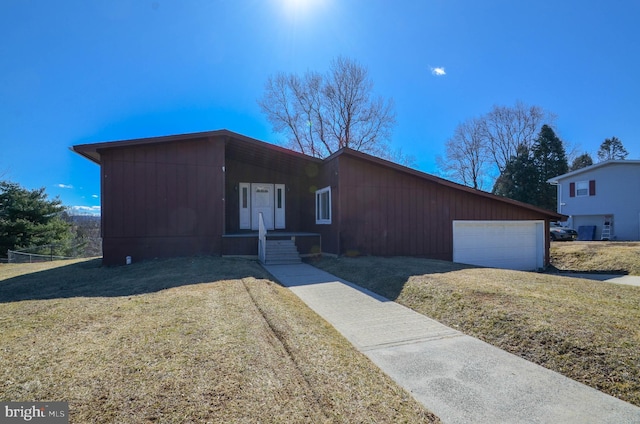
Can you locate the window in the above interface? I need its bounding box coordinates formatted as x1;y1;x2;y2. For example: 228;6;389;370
241;186;248;208
275;184;285;229
569;180;596;197
239;182;250;229
315;186;331;224
576;181;589;197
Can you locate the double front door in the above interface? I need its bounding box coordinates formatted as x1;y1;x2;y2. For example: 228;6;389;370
239;183;285;230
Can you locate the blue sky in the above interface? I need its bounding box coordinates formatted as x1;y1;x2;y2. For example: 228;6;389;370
2;0;639;214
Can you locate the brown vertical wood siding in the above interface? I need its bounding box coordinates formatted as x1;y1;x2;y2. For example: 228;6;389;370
332;154;549;261
100;137;225;265
75;130;561;265
310;156;340;254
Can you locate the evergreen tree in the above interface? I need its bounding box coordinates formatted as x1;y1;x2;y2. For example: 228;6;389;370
570;153;594;171
492;144;537;203
493;125;568;211
0;181;71;257
597;137;628;161
531;125;568;211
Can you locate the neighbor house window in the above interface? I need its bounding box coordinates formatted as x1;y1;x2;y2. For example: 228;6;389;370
569;180;596;197
315;186;331;224
576;181;589;197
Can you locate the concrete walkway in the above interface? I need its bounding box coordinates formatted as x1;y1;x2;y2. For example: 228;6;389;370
262;263;640;424
553;273;640;287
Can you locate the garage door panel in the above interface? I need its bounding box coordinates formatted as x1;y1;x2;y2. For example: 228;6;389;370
453;221;544;271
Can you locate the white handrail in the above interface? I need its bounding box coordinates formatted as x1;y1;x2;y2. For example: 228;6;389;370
258;212;266;263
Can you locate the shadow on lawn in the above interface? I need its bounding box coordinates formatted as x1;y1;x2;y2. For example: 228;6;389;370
0;256;272;303
544;264;629;276
305;256;477;301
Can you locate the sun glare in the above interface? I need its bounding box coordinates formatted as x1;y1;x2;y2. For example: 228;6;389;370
280;0;324;19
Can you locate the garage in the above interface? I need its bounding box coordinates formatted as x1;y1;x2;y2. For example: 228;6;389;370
453;220;545;271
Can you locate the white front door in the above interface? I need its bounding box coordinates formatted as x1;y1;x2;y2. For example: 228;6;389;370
239;183;286;230
252;183;274;230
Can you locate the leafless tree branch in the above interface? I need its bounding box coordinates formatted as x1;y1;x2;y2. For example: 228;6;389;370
259;56;396;160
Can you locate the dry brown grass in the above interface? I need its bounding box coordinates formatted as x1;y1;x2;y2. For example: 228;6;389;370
0;257;438;423
551;241;640;275
308;255;640;406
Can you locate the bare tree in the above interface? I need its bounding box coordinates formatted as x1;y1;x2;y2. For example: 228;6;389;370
438;101;555;190
259;57;396;159
480;101;554;173
437;118;489;189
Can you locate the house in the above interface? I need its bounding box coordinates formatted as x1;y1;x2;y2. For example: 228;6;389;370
548;160;640;240
72;129;563;270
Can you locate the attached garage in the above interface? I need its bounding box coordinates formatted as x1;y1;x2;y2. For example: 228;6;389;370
453;220;545;271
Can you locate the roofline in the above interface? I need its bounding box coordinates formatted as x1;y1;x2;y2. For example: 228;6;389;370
330;148;565;220
72;129;564;220
69;145;102;165
547;159;640;183
71;129;322;165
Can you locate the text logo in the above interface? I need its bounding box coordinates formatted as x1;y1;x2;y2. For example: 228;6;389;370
1;402;68;423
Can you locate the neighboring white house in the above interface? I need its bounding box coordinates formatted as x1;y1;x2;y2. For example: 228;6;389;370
548;160;640;240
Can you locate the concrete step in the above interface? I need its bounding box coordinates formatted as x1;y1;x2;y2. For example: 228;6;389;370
264;258;302;265
264;239;301;264
266;244;299;251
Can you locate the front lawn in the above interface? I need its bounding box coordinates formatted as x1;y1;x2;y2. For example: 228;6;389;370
551;241;640;275
0;257;438;423
309;255;640;406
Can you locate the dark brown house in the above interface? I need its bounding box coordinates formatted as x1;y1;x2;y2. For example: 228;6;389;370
72;129;563;269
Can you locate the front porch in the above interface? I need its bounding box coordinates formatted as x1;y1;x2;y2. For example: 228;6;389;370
222;231;321;259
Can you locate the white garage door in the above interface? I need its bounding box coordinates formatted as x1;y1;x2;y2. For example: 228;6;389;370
453;220;545;271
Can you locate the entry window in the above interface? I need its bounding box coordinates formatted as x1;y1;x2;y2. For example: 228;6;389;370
239;183;251;229
316;186;331;224
576;181;589;197
241;186;248;208
275;184;285;229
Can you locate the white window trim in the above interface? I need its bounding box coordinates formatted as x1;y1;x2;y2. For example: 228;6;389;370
275;184;285;229
576;180;589;197
239;182;251;229
315;186;332;224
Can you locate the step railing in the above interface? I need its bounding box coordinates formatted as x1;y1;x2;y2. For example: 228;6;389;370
258;212;266;263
